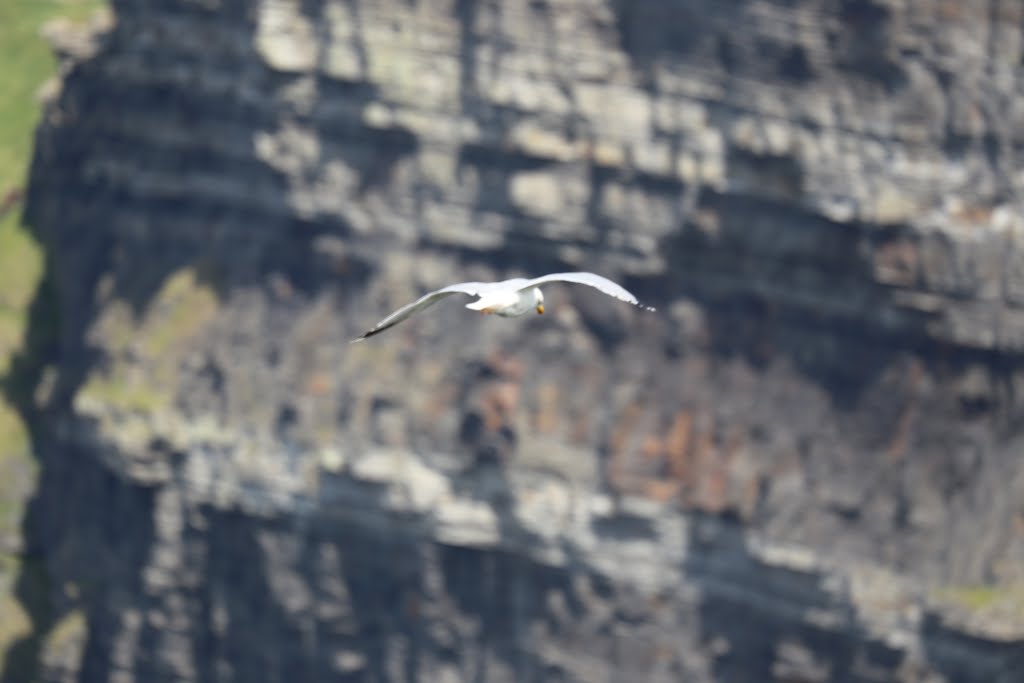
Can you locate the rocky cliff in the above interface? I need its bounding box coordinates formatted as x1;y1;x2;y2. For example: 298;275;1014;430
7;0;1024;681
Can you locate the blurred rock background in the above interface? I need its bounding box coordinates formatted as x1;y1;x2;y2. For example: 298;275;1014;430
2;0;1024;681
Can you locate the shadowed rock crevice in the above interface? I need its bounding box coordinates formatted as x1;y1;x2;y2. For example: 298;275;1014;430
686;514;1024;683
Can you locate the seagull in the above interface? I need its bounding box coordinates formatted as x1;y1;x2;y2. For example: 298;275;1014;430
352;272;655;341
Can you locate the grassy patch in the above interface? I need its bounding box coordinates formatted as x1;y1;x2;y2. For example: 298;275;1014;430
41;607;86;666
0;394;39;551
0;0;106;192
934;582;1024;617
0;396;33;493
78;267;219;416
0;0;106;437
78;370;168;415
938;585;1002;610
0;587;32;672
0;313;24;379
144;268;219;357
0;2;106;677
0;0;107;385
0;210;43;380
0;556;52;681
0;212;44;316
91;268;219;358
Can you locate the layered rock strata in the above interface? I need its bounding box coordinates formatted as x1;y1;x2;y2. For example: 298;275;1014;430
9;0;1024;681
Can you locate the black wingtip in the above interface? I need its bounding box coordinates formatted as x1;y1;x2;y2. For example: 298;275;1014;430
351;327;385;343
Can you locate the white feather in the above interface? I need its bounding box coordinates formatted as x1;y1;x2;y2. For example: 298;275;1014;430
353;272;653;341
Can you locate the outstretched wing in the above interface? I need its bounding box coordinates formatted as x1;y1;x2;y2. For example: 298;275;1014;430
352;281;495;341
520;272;655;311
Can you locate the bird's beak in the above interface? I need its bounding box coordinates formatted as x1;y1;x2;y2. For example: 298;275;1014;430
536;304;544;315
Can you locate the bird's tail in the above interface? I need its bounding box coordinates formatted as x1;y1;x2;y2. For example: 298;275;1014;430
464;298;490;311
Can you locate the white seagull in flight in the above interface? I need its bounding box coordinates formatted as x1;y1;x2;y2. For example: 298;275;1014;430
353;272;655;341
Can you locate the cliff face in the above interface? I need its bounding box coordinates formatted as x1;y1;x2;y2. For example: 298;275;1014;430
9;0;1024;681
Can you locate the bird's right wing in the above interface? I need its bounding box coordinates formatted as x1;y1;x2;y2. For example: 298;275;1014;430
520;272;655;310
351;281;493;341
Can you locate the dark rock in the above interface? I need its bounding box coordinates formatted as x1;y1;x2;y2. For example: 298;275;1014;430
7;1;1024;681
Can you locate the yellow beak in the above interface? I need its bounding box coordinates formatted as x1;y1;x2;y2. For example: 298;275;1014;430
536;304;544;315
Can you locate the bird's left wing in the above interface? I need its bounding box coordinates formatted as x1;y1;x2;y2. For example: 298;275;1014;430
520;272;655;310
352;281;493;341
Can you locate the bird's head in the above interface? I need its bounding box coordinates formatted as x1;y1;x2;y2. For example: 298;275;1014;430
533;287;545;315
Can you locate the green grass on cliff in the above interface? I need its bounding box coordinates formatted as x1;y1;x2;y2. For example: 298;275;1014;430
936;582;1024;615
0;0;106;676
1;0;104;477
0;1;104;191
0;0;105;456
